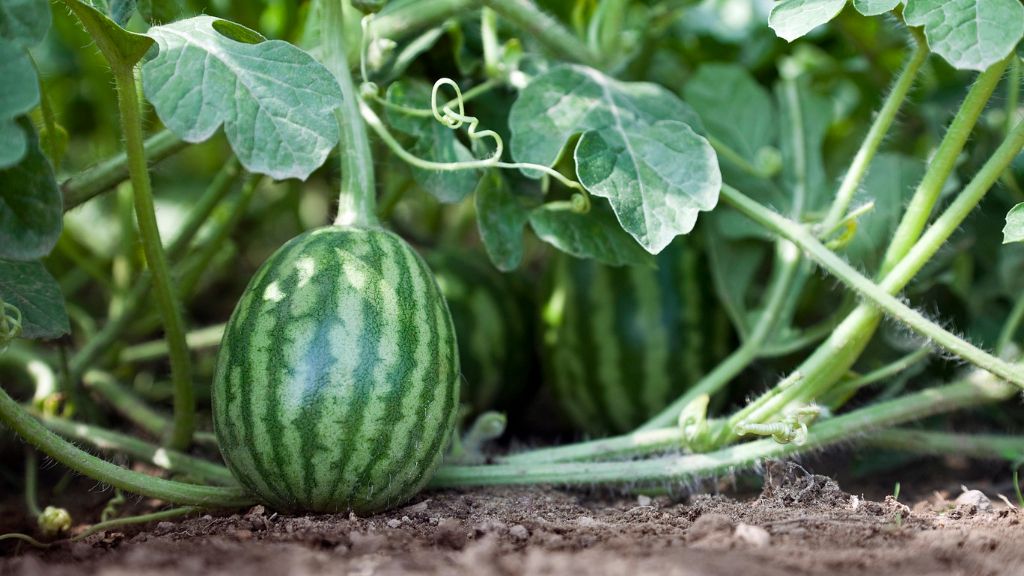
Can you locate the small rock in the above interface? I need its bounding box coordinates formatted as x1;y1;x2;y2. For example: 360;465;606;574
955;489;992;514
476;519;508;535
386;519;402;529
435;518;466;550
509;524;530;541
637;495;653;507
401;516;411;523
734;523;771;548
154;522;177;535
245;505;266;518
576;516;598;527
687;513;733;543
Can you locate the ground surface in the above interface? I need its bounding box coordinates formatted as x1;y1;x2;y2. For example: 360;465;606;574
2;463;1022;576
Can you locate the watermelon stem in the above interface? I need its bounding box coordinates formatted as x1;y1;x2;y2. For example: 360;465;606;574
321;0;380;228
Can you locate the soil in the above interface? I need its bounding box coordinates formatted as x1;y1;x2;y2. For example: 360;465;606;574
2;462;1022;576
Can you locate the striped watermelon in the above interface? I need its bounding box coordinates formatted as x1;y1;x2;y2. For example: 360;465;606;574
540;241;708;436
426;250;533;415
212;226;460;514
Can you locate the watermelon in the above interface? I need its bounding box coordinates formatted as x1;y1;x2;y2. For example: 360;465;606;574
426;250;533;415
212;226;460;514
540;241;708;436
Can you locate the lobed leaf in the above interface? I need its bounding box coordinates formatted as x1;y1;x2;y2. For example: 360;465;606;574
0;119;62;261
141;16;342;181
0;259;70;340
1005;203;1024;245
385;81;480;203
474;171;529;272
903;0;1024;71
853;0;902;16
528;201;655;268
768;0;847;42
510;64;718;254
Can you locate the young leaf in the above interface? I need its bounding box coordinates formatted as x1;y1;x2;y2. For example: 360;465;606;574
0;259;70;340
141;16;342;181
768;0;847;42
528;201;655;268
0;0;50;168
510;64;719;254
384;81;479;203
903;0;1024;71
684;63;777;169
474;171;529;272
574;119;721;253
853;0;902;16
59;0;154;68
0;119;62;261
1005;203;1024;245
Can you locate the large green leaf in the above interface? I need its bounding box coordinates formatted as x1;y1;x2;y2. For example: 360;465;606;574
0;119;62;261
903;0;1024;71
528;201;654;268
768;0;847;42
853;0;902;16
474;171;529;272
385;81;479;203
1005;203;1024;245
0;0;49;169
684;63;777;170
0;259;69;340
510;64;719;254
141;16;342;181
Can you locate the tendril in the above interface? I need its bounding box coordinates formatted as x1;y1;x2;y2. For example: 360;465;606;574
361;76;587;195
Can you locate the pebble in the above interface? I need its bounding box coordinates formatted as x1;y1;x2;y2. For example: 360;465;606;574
386;519;402;529
955;489;992;514
734;523;771;548
637;495;653;507
509;524;530;540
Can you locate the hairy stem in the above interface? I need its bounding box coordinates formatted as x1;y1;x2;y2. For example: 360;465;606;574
866;429;1024;462
0;382;252;507
433;374;1014;487
111;65;195;451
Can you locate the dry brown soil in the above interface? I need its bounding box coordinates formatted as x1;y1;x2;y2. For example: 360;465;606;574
2;463;1023;576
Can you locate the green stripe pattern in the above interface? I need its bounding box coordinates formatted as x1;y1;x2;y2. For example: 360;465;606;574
427;251;531;414
212;226;459;514
541;241;705;435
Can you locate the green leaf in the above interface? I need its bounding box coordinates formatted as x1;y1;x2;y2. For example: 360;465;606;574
0;0;49;168
59;0;154;68
684;63;777;169
575;119;720;254
528;201;655;268
0;0;51;46
1005;203;1024;244
510;64;718;254
0;119;62;261
141;16;342;181
842;154;924;270
768;0;847;42
385;81;479;203
0;41;37;169
137;0;186;24
510;64;704;170
474;171;528;272
853;0;902;16
0;259;70;340
903;0;1024;71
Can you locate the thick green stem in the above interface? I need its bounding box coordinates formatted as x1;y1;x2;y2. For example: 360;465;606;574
112;65;194;451
61;130;186;211
720;183;1024;389
821;39;929;231
323;0;378;227
866;429;1024;462
480;0;600;67
433;374;1014;487
879;57;1011;275
0;382;252;507
38;415;237;486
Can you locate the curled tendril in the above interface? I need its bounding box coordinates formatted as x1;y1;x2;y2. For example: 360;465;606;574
735;404;825;446
1;299;23;352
